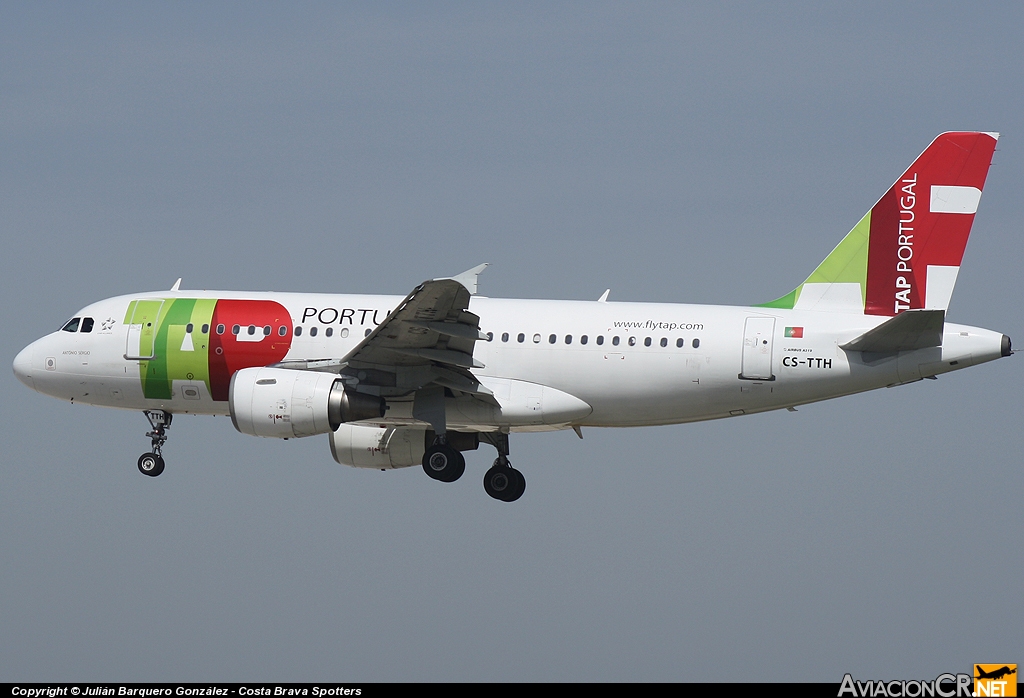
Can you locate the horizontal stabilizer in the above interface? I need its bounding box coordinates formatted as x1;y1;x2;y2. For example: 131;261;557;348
841;309;945;353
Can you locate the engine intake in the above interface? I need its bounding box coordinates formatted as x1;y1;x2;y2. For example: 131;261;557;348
230;367;385;439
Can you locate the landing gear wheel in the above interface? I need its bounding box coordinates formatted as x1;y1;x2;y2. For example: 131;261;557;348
138;452;165;477
422;443;466;482
138;410;171;476
484;463;525;502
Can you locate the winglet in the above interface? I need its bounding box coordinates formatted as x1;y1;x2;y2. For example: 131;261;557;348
170;278;182;292
446;263;489;295
597;289;610;303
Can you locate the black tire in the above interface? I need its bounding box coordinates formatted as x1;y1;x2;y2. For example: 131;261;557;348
443;450;466;483
505;467;526;502
138;452;165;477
422;443;464;482
484;464;524;501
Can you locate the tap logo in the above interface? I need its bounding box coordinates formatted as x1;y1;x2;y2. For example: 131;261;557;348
975;665;1017;697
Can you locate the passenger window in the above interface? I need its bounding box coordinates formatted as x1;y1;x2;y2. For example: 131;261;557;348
341;328;349;338
518;333;525;343
62;317;81;333
202;324;209;334
326;328;333;337
581;335;588;345
548;334;557;344
278;326;287;336
216;324;225;335
501;332;509;342
310;327;318;337
692;338;700;348
81;317;94;333
486;332;493;342
186;323;194;333
232;325;240;335
295;326;303;336
365;328;371;337
565;335;572;344
644;337;651;347
676;338;684;348
612;336;620;346
660;337;667;347
248;325;256;335
533;334;541;343
263;325;271;336
596;336;604;345
628;336;636;346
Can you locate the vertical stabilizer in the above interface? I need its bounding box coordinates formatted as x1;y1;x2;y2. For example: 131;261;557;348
760;132;998;315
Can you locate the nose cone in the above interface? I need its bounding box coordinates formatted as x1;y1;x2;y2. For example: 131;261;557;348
13;344;35;390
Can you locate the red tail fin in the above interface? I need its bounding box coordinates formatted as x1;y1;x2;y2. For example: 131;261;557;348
864;132;998;316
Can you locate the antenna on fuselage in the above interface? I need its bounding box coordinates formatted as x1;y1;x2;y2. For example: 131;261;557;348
170;278;182;292
597;289;610;302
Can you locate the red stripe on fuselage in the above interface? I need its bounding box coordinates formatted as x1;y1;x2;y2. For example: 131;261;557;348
209;300;293;401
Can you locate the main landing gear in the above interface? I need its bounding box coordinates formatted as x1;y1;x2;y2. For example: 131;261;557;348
422;437;466;483
481;432;525;503
137;410;171;477
422;431;526;501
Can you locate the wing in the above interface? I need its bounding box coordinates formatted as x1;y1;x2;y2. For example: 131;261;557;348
278;265;496;403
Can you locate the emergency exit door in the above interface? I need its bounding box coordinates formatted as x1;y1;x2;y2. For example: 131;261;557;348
124;299;165;361
740;317;775;380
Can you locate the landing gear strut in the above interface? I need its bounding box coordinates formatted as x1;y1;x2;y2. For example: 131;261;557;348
138;410;171;477
481;432;525;502
422;436;466;482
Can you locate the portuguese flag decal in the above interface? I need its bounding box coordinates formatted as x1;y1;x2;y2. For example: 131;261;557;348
785;326;804;338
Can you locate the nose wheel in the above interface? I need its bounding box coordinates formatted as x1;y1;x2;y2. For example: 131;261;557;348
138;410;172;477
138;452;165;477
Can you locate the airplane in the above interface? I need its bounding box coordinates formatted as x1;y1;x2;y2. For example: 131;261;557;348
975;666;1016;681
12;132;1012;502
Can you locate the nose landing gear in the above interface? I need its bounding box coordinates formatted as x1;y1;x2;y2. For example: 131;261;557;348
137;410;171;477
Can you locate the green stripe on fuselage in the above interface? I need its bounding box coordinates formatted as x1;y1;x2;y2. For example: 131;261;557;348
133;298;216;400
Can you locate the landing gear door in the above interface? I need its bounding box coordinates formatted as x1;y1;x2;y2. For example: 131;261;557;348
125;300;165;360
740;316;776;380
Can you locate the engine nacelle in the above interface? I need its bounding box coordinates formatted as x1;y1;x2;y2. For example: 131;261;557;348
330;424;427;469
230;367;384;439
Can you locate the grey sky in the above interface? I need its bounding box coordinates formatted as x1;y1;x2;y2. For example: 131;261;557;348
2;2;1021;681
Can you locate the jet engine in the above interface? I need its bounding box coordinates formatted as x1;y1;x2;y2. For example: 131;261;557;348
330;424;427;469
230;367;384;439
330;425;480;469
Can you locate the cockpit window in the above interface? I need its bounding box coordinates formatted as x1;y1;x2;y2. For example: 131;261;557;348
61;317;81;333
80;317;94;333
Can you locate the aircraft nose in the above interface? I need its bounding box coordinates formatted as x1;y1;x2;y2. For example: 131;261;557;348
13;343;35;390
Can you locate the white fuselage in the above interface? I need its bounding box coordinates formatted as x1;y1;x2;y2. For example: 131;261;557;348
13;290;1007;433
